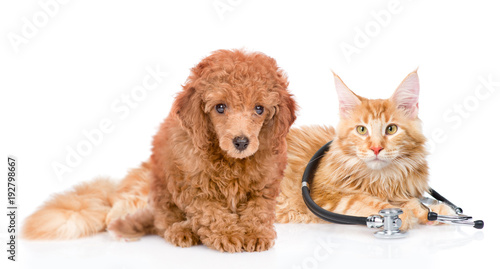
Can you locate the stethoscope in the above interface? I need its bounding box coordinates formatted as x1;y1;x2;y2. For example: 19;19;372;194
301;141;484;239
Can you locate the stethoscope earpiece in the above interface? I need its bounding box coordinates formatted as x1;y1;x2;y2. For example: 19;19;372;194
427;210;484;229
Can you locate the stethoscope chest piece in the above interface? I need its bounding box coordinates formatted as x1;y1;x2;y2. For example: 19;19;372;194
367;208;407;239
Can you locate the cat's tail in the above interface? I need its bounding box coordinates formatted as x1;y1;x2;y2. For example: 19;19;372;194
22;178;118;240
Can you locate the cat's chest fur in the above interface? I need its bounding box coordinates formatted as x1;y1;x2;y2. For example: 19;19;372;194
313;140;429;203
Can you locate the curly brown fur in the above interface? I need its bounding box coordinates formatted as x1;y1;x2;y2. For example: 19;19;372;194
23;49;296;252
140;49;296;252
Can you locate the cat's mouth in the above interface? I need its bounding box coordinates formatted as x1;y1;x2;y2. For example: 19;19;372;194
357;151;395;170
365;157;390;170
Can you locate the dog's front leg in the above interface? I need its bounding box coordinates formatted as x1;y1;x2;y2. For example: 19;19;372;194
153;202;200;248
238;195;277;252
186;199;245;253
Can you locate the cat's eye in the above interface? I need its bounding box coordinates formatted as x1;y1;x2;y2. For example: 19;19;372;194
386;124;398;135
356;126;368;135
215;104;226;114
255;105;264;115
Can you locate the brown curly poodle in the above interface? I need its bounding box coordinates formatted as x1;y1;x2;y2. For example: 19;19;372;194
23;49;297;253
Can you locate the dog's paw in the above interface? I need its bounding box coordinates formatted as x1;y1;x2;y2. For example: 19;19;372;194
200;230;244;253
164;222;199;248
242;226;276;252
243;236;275;252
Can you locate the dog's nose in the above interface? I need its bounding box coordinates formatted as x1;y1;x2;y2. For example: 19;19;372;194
233;136;249;151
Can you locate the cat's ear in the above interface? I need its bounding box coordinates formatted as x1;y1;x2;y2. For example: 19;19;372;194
333;72;361;118
391;70;420;119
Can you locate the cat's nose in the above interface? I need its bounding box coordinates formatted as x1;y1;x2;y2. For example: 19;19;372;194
370;146;383;156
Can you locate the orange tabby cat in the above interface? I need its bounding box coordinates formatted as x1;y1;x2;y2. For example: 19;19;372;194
276;71;454;230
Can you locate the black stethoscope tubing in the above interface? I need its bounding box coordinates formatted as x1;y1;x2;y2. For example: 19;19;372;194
301;140;476;226
301;141;366;225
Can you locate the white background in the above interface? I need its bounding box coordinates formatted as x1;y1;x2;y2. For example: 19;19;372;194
1;0;499;268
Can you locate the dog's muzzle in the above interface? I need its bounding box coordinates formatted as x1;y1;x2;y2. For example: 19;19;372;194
233;136;249;151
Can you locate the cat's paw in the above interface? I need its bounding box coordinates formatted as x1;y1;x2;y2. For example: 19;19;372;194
107;218;141;242
430;203;455;216
106;204;128;226
427;203;456;225
399;199;429;229
105;199;147;226
397;209;417;231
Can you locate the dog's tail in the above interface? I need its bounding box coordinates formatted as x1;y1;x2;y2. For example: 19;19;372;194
22;178;118;240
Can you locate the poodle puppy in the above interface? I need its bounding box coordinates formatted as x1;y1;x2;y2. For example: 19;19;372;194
23;49;297;253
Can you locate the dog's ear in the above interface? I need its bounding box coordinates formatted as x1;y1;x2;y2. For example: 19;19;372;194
173;85;212;151
265;77;297;154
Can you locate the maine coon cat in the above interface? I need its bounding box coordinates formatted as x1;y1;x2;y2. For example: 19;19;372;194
276;71;453;230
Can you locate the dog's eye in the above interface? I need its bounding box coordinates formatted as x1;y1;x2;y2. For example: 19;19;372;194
215;104;226;114
255;105;264;115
